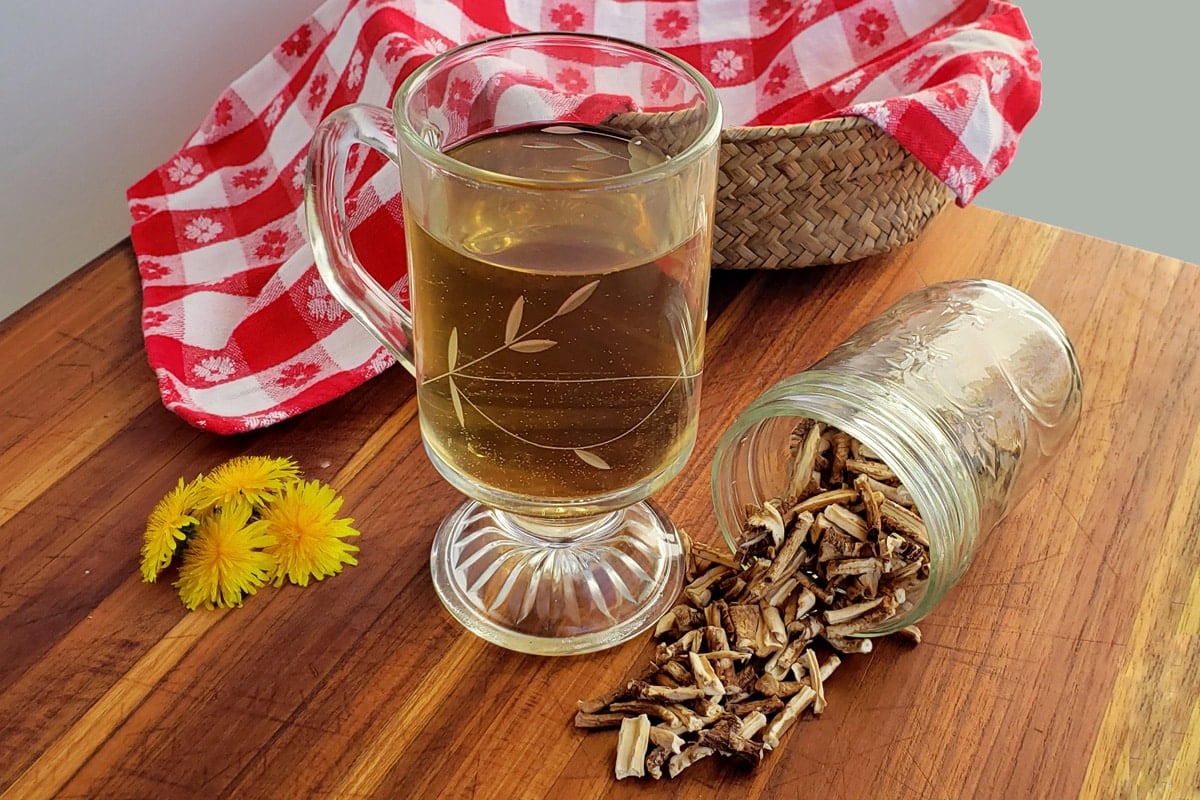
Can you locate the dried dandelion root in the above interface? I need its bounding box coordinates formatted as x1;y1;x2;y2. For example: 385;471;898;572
575;420;930;779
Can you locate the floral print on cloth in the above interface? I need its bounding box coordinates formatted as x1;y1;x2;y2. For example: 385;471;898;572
127;0;1040;434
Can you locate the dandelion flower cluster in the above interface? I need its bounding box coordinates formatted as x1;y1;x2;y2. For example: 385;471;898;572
139;456;360;610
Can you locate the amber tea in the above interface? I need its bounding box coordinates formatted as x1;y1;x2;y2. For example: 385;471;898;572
406;125;708;507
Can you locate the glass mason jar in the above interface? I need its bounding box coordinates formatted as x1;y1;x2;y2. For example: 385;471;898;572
710;279;1083;634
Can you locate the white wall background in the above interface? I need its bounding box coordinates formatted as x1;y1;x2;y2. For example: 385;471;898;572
1;1;1194;323
0;0;324;322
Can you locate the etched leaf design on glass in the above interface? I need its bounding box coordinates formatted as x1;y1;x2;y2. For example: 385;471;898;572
555;280;600;316
574;137;609;153
525;128;653;176
504;296;524;345
573;137;617;165
574;449;612;470
508;339;557;353
425;277;692;471
448;375;465;427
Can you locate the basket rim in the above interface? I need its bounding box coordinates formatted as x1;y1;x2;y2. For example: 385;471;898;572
720;115;875;141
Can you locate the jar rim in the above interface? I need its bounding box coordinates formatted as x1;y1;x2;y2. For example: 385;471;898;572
709;370;982;633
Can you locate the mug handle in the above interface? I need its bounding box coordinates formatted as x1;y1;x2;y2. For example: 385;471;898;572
303;104;415;376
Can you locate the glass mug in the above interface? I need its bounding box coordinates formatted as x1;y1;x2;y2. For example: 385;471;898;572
304;33;722;655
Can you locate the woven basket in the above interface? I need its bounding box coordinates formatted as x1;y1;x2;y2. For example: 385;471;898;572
609;109;952;270
713;116;952;269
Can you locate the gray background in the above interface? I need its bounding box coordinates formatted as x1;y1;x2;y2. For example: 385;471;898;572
980;3;1198;264
0;1;1193;323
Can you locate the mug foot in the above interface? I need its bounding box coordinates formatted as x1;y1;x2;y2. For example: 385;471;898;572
430;498;687;656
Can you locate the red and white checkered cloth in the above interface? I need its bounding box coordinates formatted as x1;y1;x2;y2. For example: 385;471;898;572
127;0;1040;434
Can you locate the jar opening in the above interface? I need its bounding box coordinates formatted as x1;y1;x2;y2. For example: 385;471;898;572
710;374;982;634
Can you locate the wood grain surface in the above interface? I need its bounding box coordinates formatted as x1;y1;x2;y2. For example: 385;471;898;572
1;207;1197;799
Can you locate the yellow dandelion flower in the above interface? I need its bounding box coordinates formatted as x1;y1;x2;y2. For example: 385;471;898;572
260;479;360;587
198;455;300;510
175;501;277;610
141;476;205;583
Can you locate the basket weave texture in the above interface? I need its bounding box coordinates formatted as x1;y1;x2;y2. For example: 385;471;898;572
713;116;952;270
